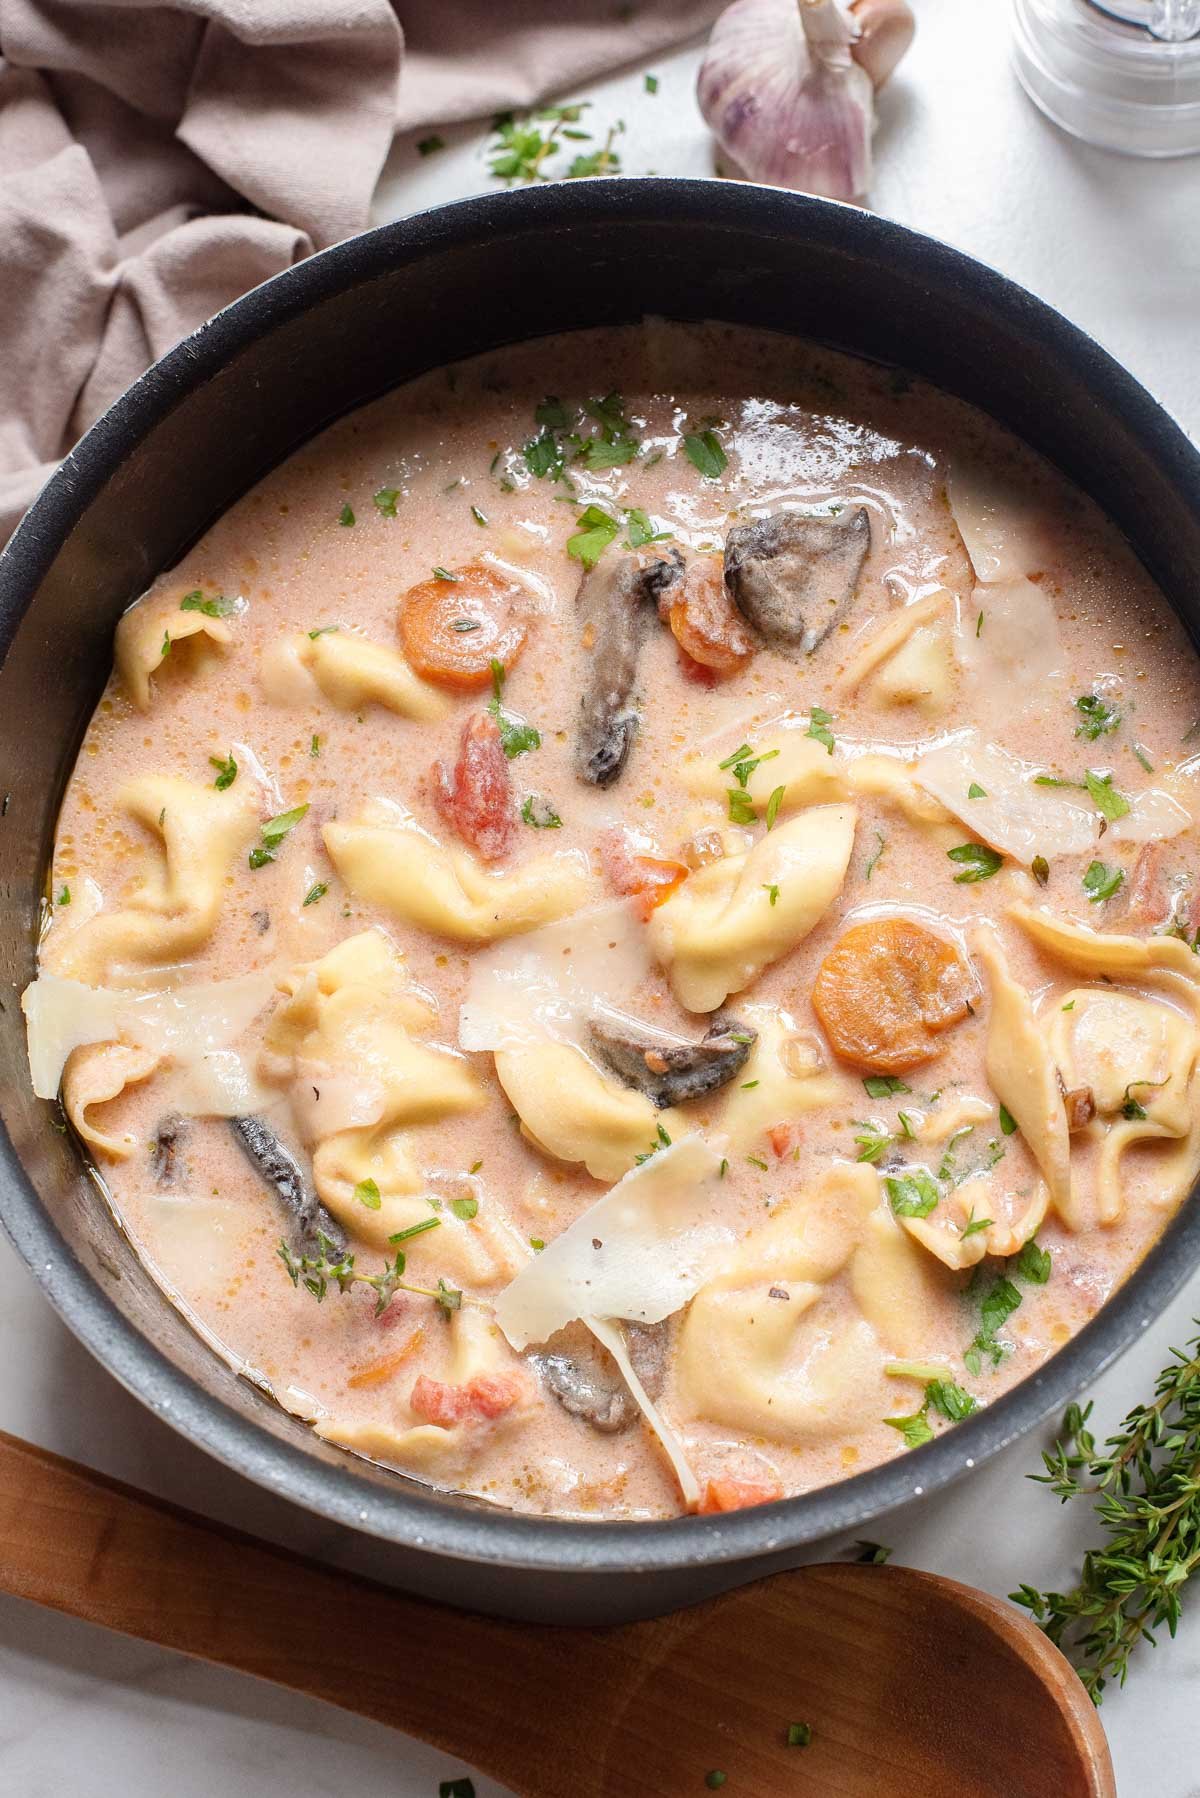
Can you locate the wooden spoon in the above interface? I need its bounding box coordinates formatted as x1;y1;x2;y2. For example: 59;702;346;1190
0;1428;1113;1798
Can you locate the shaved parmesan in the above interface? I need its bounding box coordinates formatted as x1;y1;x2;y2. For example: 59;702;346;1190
23;970;274;1110
495;1136;731;1350
587;1317;701;1512
917;732;1096;861
1109;785;1192;844
459;902;651;1052
948;465;1055;584
960;579;1065;723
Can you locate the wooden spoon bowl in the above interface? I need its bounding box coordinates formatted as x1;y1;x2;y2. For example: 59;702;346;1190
0;1429;1113;1797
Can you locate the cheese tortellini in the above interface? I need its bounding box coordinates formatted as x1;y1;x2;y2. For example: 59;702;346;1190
649;805;856;1012
494;1040;684;1184
262;931;517;1279
676;1163;942;1442
323;802;590;945
290;629;448;722
49;775;258;983
116;587;236;711
61;1041;159;1158
836;589;957;718
709;1006;839;1152
316;1307;531;1476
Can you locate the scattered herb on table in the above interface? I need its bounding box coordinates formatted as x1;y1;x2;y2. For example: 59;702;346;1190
1011;1324;1200;1703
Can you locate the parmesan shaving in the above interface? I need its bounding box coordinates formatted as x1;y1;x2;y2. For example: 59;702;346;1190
459;902;651;1052
23;969;275;1109
494;1136;731;1349
917;731;1096;861
586;1316;701;1512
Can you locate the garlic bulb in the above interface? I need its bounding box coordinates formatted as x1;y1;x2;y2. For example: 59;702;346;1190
697;0;914;203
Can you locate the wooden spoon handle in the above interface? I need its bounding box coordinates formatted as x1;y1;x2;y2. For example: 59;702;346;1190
0;1429;1114;1798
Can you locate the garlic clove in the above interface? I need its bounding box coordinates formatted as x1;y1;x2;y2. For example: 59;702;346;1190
697;0;877;204
849;0;916;91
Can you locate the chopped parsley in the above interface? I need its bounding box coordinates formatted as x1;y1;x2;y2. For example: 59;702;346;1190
999;1103;1018;1136
854;1121;892;1164
529;1237;545;1252
310;735;320;757
726;787;756;825
387;1217;441;1244
946;842;1003;883
1082;859;1124;903
488;662;540;757
806;706;835;755
417;134;445;157
180;590;236;618
764;784;786;830
683;428;728;479
308;624;339;639
372;487;399;518
248;803;308;869
623;506;672;549
209;752;237;791
964;1274;1023;1374
566;503;620;569
864;1075;911;1098
470;504;489;527
1014;1238;1052;1283
354;1178;382;1210
160;631;171;658
865;830;886;880
522;427;564;480
302;882;327;907
763;883;780;907
884;1168;940;1218
962;1208;993;1239
1084;769;1130;822
967;782;986;799
431;566;459;582
1133;742;1154;773
338;503;355;527
1122;1077;1169;1120
1075;691;1120;740
975;609;984;638
786;1723;813;1749
521;793;562;829
451;1196;479;1221
884;1408;935;1448
704;1775;727;1791
644;72;659;93
56;884;70;906
926;1378;978;1422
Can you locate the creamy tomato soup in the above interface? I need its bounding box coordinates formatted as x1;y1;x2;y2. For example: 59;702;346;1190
24;322;1200;1520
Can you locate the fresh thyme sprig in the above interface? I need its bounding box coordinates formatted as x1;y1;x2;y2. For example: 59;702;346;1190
1011;1323;1200;1703
278;1232;463;1318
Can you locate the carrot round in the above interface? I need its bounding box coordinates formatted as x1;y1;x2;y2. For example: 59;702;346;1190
399;563;527;690
811;916;975;1073
666;560;754;675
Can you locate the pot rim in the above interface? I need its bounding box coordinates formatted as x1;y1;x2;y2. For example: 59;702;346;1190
4;176;1200;1577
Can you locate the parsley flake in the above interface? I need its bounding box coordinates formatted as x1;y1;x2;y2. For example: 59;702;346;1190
683;429;728;479
947;842;1003;882
1083;860;1124;903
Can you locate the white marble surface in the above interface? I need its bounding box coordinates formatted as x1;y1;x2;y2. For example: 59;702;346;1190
4;3;1200;1793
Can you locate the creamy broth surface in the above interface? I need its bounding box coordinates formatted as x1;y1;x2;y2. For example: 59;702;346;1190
29;322;1200;1519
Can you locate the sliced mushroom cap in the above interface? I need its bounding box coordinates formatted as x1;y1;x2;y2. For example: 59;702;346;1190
529;1320;667;1433
588;1007;757;1108
724;506;870;656
230;1114;346;1256
151;1114;186;1185
574;549;683;788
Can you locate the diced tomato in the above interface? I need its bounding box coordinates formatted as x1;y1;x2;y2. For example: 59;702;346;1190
433;710;514;862
598;828;688;921
1123;842;1198;936
767;1123;797;1160
699;1477;783;1515
409;1370;529;1428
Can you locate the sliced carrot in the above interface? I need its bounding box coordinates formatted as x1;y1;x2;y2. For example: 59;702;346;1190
811;916;976;1074
667;559;754;675
699;1476;784;1515
399;563;527;690
599;829;688;921
346;1329;425;1389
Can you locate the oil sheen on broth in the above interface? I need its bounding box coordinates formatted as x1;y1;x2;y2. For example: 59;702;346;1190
25;322;1200;1521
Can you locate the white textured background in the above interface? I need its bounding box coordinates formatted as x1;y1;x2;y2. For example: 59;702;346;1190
3;3;1200;1792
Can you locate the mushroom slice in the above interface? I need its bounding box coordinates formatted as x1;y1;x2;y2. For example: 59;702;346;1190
724;507;870;656
529;1326;633;1433
588;1007;757;1108
574;550;683;788
230;1114;346;1256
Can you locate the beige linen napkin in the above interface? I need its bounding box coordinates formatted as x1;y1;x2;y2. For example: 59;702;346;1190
0;0;716;541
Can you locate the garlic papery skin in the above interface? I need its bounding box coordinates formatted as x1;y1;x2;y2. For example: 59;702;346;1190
697;0;878;203
849;0;916;91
